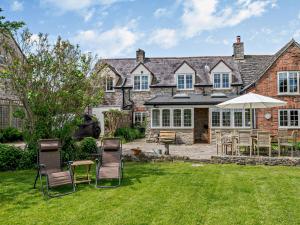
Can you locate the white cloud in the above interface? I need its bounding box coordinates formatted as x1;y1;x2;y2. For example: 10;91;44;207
42;0;128;11
83;8;95;22
181;0;276;38
11;1;24;12
204;35;229;45
148;29;178;49
41;0;131;20
154;8;168;18
72;22;141;57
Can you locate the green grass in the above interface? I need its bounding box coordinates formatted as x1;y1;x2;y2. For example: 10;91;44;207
0;162;300;225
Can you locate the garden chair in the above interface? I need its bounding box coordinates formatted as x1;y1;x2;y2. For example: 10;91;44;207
254;131;271;157
96;138;123;188
237;131;252;156
215;130;223;155
34;139;75;198
278;130;298;157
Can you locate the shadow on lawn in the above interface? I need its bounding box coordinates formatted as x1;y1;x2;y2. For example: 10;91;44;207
0;163;167;204
0;170;42;207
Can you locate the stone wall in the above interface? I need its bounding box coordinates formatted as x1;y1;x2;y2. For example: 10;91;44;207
149;128;194;145
211;155;300;166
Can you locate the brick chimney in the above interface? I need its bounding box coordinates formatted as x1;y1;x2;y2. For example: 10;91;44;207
233;36;244;60
136;48;145;62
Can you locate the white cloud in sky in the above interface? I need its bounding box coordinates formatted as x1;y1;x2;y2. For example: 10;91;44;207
11;1;24;11
181;0;276;38
73;21;141;57
83;8;95;22
148;29;179;49
153;8;168;18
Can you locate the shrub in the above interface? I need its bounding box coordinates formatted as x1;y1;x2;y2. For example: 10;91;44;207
115;127;145;142
0;144;23;171
0;127;23;143
77;137;98;159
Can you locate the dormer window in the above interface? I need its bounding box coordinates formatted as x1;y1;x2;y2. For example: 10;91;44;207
213;73;230;89
177;74;193;90
133;73;149;91
106;76;114;92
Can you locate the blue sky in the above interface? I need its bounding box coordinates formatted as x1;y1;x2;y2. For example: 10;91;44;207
1;0;300;58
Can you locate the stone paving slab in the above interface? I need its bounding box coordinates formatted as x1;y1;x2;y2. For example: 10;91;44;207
122;138;216;160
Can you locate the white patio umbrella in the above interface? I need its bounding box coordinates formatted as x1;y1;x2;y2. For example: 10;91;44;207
217;93;287;129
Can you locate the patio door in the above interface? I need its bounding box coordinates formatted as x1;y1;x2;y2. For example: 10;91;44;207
194;108;209;143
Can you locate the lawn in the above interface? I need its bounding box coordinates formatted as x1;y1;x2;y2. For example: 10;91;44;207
0;162;300;225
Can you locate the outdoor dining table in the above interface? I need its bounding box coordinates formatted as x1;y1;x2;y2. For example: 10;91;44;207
222;132;277;156
71;160;94;184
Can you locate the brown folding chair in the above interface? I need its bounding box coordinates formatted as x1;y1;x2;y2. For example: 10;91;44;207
34;139;75;197
95;138;123;188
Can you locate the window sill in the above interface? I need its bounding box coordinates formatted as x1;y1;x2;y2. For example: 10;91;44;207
132;89;150;92
278;126;300;129
213;88;232;90
277;93;300;96
211;127;251;129
105;90;115;93
151;127;193;129
177;88;194;91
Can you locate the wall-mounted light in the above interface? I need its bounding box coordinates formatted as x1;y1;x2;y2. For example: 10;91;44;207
264;112;271;120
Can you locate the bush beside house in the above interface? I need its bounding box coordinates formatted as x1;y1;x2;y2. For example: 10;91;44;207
0;144;34;171
0;127;23;143
115;127;145;143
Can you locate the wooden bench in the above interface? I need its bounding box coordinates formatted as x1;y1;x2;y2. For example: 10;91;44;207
158;131;176;155
159;131;176;143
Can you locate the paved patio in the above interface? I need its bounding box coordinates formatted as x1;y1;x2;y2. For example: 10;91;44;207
122;139;216;160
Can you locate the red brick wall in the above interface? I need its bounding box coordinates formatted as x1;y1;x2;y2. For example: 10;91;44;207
246;43;300;135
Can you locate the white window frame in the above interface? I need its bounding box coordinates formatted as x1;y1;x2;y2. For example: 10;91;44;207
133;112;147;126
151;108;194;129
105;76;115;92
278;109;300;128
210;108;252;128
212;73;231;89
133;74;150;91
176;74;194;90
277;71;300;95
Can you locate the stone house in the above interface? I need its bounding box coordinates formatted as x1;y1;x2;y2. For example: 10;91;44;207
93;36;300;144
0;32;23;129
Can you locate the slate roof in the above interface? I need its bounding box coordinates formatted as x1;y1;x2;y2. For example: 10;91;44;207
97;39;299;91
144;93;238;105
237;55;273;88
99;56;243;88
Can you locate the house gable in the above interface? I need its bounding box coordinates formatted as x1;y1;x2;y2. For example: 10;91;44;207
174;61;196;74
242;39;300;92
130;63;152;75
174;61;196;89
210;60;233;85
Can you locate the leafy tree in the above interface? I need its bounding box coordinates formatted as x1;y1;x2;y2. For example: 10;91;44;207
104;109;125;137
0;8;25;33
1;29;104;149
